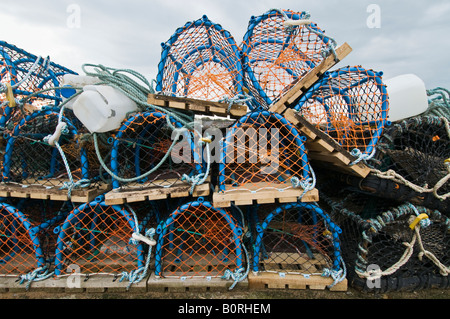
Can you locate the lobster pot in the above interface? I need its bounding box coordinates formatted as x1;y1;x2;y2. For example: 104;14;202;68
217;111;313;197
373;116;450;208
109;111;204;191
240;9;333;109
322;192;450;292
0;41;77;127
53;196;147;277
154;198;245;278
0;199;69;275
156;15;245;103
251;202;344;279
294;66;389;155
1;107;94;189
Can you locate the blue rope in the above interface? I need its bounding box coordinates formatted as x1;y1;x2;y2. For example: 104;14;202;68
119;227;156;290
218;94;253;113
19;266;54;291
321;256;347;288
349;147;376;166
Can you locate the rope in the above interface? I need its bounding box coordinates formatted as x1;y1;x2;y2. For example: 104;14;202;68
0;55;46;93
356;205;449;281
221;240;251;290
291;164;317;199
119;227;156;290
77;64;211;192
321;256;347;288
265;9;338;62
370;120;450;200
218;94;253;113
19;265;54;291
425;87;450;120
349;147;376;166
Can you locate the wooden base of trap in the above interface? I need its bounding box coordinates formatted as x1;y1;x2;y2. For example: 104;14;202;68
269;42;353;115
251;252;346;291
248;272;347;292
0;273;148;293
147;272;247;292
212;183;319;208
149;251;247;292
0;182;111;203
148;93;248;118
104;178;210;205
284;109;371;178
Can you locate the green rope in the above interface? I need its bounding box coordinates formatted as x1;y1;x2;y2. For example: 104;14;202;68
425;87;450;120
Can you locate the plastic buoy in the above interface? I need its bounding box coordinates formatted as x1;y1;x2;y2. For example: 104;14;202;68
384;74;429;122
71;85;138;133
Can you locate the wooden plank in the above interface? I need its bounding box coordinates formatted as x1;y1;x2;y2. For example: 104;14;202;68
0;182;111;203
148;93;248;118
284;108;371;178
212;183;319;208
104;177;210;205
147;272;247;292
269;42;353;115
248;272;347;292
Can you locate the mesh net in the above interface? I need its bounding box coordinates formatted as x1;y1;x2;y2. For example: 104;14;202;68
109;111;204;190
53;197;147;277
0;108;98;189
251;202;343;279
154;198;245;279
0;41;77;126
372;116;450;201
240;9;332;109
156;15;244;102
0;199;70;276
218;111;313;195
321;190;450;292
295;66;389;155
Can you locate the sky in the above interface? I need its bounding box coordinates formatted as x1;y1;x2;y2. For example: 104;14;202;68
1;0;449;90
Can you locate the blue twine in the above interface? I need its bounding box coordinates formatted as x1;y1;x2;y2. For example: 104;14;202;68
120;228;155;290
218;94;253;113
19;266;54;291
349;147;376;166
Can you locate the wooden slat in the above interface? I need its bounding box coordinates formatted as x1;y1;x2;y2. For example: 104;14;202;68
148;94;248;118
284;108;371;178
0;182;111;203
269;42;353;115
104;178;210;205
248;272;347;292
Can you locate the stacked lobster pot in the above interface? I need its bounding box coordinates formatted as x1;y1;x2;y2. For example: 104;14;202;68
0;7;447;294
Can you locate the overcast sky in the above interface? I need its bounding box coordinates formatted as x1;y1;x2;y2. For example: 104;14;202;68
1;0;449;90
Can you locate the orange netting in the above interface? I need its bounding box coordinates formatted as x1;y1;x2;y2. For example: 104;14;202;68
294;66;389;155
53;198;147;277
218;111;313;195
0;41;77;127
154;198;245;278
240;9;334;109
1;108;97;189
109;111;204;190
251;202;343;277
0;199;69;276
156;15;245;102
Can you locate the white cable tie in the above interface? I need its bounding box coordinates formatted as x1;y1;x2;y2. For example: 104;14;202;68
45;122;67;147
131;232;156;246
